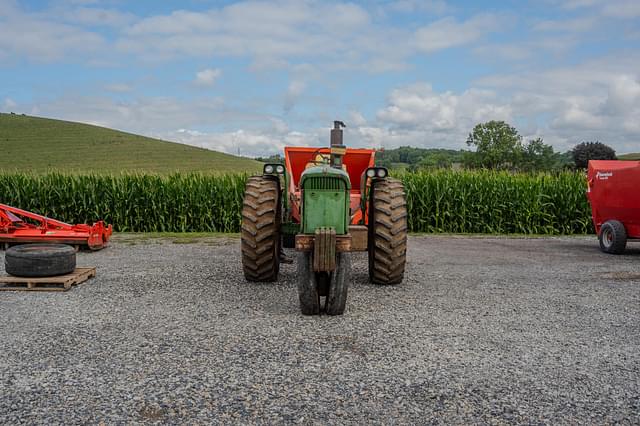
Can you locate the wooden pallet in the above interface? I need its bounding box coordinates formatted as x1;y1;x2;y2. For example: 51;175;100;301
0;267;96;292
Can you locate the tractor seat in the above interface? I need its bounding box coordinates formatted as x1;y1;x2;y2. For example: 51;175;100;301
305;154;348;172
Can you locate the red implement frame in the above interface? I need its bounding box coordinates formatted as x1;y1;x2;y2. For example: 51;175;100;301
0;203;112;250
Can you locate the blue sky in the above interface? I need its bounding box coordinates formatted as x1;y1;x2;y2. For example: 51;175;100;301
1;0;639;156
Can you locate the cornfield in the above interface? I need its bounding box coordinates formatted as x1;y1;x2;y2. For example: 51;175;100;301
0;171;592;234
402;170;592;234
0;173;246;232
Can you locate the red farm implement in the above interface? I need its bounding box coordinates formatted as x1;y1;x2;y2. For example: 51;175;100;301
0;203;112;251
587;160;640;254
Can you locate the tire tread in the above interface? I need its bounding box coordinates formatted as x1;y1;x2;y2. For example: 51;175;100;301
241;176;280;281
368;178;407;285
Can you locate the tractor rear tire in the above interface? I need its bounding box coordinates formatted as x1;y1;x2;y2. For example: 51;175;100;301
599;220;627;254
241;176;281;282
5;244;76;277
326;253;350;316
297;252;320;315
368;178;408;285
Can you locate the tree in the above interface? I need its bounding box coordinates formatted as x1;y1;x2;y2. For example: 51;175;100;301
255;154;284;164
571;142;616;169
520;138;559;172
465;121;523;169
417;152;452;170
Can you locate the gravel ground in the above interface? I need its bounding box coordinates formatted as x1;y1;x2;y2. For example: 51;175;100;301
1;235;639;424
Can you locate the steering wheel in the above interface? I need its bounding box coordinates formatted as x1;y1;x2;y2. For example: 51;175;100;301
309;149;330;165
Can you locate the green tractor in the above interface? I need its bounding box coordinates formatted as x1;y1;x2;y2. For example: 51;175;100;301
241;121;407;315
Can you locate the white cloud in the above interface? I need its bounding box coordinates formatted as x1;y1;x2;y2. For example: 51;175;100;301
601;0;640;18
366;53;640;153
349;111;367;126
176;128;205;137
377;83;511;135
475;54;640;151
0;2;105;62
28;95;226;136
557;0;640;18
473;35;579;63
63;0;100;5
270;117;289;134
604;75;640;113
385;0;449;15
2;97;17;110
117;1;412;71
559;0;599;10
283;80;306;113
105;83;133;93
414;14;504;53
194;68;222;87
163;119;323;157
532;17;596;32
61;7;135;28
472;43;532;61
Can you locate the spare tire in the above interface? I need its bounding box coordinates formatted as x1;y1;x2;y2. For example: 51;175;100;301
5;244;76;277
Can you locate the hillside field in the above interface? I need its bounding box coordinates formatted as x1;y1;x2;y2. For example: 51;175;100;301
0;113;261;174
619;153;640;160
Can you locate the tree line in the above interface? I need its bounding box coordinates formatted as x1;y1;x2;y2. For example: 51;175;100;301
378;121;617;172
257;120;620;172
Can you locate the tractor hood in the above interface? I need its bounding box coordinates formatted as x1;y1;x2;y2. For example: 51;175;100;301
300;165;351;190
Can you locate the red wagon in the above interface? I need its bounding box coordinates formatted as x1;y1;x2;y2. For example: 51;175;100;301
586;160;640;253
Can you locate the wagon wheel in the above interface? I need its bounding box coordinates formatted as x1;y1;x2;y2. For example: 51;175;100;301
368;178;408;285
241;176;281;282
598;220;627;254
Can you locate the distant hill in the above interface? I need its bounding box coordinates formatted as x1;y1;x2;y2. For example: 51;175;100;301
0;113;261;174
619;153;640;160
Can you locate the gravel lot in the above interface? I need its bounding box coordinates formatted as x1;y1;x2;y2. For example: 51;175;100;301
1;235;639;424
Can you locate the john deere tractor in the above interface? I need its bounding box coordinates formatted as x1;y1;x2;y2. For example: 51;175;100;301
241;121;407;315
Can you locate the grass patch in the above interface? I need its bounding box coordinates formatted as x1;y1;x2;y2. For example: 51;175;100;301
113;232;239;245
619;153;640;160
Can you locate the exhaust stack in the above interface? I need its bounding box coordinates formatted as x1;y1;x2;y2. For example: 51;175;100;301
330;120;346;169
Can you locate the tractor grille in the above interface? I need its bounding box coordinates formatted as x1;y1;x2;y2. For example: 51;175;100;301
303;176;346;190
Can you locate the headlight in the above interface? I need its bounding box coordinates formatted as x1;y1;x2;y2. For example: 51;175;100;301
276;165;285;174
366;168;376;178
264;165;274;174
376;168;387;178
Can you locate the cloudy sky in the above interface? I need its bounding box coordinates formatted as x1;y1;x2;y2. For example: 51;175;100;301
1;0;639;156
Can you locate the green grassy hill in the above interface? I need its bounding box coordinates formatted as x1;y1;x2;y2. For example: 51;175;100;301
619;153;640;160
0;113;261;174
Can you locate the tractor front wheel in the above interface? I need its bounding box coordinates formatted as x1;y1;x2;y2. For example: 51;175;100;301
297;252;320;315
368;178;408;285
241;176;281;282
599;220;627;254
297;252;350;315
325;253;350;315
